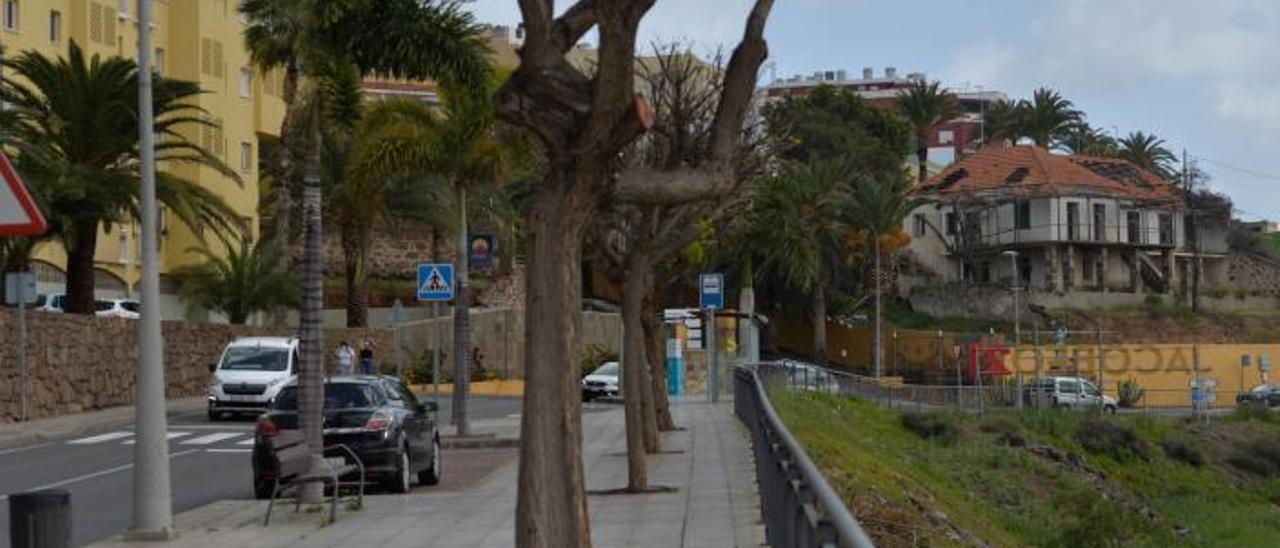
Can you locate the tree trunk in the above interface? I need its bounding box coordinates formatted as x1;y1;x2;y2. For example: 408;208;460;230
873;236;884;378
273;58;300;247
621;250;650;489
341;219;368;328
916;143;929;184
642;297;677;431
64;220;100;314
516;184;594;548
812;277;826;362
297;126;326;504
453;182;470;436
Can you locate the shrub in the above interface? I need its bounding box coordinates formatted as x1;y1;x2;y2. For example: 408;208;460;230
1230;404;1280;425
1143;294;1164;307
1160;438;1206;468
581;344;618;379
406;350;442;385
901;412;959;445
1228;438;1280;477
1116;376;1145;408
1075;418;1149;462
980;416;1026;447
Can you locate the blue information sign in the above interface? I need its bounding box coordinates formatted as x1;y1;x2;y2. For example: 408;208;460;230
417;263;455;301
700;273;724;310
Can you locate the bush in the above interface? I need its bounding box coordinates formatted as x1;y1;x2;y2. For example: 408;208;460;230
1116;376;1145;408
979;416;1026;447
1075;418;1149;462
1143;294;1164;307
581;343;618;379
1228;438;1280;477
1160;438;1206;468
1230;404;1280;424
901;412;959;444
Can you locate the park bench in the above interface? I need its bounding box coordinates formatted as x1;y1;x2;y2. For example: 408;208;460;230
261;430;365;526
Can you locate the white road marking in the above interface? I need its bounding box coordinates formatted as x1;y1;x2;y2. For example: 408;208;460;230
180;433;243;445
67;432;134;445
122;432;192;444
237;437;257;446
0;449;201;502
205;448;251;454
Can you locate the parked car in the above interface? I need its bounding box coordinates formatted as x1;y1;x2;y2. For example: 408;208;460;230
252;375;441;497
1026;376;1117;414
582;361;620;401
34;293;67;313
1236;383;1280;408
779;360;842;393
207;337;299;420
95;299;141;319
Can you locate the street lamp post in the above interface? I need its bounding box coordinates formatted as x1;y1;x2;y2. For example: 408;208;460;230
1004;250;1020;347
128;0;175;539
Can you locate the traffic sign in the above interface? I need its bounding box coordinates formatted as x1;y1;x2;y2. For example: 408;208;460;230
468;233;495;270
1191;390;1216;403
1261;356;1271;373
0;152;47;235
1190;379;1218;389
3;272;36;305
416;263;454;301
699;273;724;310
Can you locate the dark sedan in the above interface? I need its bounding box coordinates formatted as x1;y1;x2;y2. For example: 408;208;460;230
1236;383;1280;408
252;375;441;497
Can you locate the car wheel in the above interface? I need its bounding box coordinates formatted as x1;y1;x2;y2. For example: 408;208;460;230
1104;405;1117;415
253;477;274;500
418;437;442;486
582;394;593;402
207;408;220;422
384;445;412;494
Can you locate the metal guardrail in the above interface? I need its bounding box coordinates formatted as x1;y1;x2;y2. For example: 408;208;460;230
734;363;876;548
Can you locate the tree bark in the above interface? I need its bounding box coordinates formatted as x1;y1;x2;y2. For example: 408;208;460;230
916;143;929;184
642;297;677;431
297;128;326;504
64;220;100;314
621;249;650;489
516;184;594;548
273;58;299;247
341;219;368;328
812;277;826;362
873;236;884;378
453;182;470;436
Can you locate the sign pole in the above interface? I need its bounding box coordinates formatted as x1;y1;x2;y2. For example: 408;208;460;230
433;302;441;410
707;308;717;403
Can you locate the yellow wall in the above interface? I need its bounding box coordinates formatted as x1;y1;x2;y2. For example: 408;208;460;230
3;0;284;294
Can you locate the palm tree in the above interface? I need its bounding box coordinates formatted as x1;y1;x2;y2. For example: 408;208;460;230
1060;122;1118;157
979;98;1024;147
172;239;297;324
1117;131;1177;178
840;172;924;378
746;158;853;360
1021;87;1082;149
897;80;958;183
0;41;239;314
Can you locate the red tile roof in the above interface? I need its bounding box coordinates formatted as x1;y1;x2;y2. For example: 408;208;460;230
917;146;1183;204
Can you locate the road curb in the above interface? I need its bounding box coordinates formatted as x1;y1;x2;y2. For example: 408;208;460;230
442;437;521;450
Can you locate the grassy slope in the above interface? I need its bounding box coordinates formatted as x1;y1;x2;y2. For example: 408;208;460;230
772;391;1280;547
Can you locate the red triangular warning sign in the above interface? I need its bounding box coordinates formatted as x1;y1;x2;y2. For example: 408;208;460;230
0;152;47;236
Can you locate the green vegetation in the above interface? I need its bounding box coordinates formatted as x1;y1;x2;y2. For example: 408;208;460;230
772;390;1280;547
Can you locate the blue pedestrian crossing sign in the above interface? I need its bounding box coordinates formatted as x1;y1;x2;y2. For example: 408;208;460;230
417;263;455;301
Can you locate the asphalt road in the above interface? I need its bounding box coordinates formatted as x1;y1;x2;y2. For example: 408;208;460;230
0;395;525;548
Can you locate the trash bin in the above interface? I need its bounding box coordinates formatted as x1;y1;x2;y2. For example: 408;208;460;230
8;489;71;548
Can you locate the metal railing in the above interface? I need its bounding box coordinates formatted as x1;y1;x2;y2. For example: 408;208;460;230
734;363;876;548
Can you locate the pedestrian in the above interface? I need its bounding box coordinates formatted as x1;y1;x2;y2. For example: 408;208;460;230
360;340;375;375
335;341;355;376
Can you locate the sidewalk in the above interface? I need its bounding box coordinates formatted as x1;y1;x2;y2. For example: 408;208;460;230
88;398;764;548
0;397;207;450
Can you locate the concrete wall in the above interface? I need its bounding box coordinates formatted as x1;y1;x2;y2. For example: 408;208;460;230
908;283;1280;321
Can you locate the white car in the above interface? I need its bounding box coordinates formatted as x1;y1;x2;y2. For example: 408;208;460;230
207;337;300;420
95;299;141;319
582;362;620;401
1026;376;1117;414
34;293;67;313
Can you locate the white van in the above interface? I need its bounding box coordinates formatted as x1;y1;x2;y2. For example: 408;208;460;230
1026;376;1117;414
207;337;299;420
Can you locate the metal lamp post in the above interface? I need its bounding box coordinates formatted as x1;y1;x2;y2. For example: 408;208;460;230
1003;250;1020;347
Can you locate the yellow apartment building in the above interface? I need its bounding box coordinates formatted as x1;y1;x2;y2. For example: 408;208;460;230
0;0;283;313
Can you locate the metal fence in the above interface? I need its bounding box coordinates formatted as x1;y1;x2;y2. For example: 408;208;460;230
734;363;875;548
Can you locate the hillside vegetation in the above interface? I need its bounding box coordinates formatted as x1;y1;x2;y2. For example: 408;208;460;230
773;391;1280;547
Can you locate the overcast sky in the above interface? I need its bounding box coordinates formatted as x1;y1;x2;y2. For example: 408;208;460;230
467;0;1280;220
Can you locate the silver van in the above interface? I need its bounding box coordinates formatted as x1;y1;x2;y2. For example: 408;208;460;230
1026;376;1117;414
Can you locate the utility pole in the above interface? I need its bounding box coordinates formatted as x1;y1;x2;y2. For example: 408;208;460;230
129;0;174;539
1004;250;1020;346
453;183;470;436
1184;149;1202;313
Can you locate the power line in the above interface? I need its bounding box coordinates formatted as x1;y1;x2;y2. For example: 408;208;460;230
1189;154;1280;182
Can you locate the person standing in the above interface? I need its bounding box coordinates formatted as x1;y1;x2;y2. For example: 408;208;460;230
360;340;375;375
335;341;355;376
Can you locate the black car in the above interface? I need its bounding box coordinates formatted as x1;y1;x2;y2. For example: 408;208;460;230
253;375;441;497
1236;383;1280;408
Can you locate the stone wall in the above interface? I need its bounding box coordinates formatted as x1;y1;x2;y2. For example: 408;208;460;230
1227;254;1280;296
0;310;392;423
293;220;451;279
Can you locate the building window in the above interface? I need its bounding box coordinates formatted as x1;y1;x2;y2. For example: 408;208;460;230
945;212;956;235
912;214;926;237
48;9;59;41
938;130;954;145
118;230;130;263
1015;201;1031;230
1159;213;1173;245
238;69;252;98
4;0;18;31
155;48;165;76
1126;210;1141;243
240;142;252;172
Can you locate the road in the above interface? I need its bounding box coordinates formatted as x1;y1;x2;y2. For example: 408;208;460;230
0;395;529;547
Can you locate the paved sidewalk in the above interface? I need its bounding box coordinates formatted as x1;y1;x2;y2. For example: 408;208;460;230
0;397;207;450
89;398;763;548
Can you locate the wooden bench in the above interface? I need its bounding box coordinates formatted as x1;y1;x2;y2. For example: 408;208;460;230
261;430;365;525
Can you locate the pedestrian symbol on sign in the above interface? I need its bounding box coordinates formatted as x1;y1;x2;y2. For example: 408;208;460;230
423;269;448;293
417;263;455;301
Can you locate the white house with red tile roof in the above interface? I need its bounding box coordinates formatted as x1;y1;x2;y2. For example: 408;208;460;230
903;146;1229;299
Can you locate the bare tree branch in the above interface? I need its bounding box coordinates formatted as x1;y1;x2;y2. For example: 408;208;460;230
551;0;597;53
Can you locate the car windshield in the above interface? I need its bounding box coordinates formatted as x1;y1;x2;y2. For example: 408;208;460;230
272;384;381;411
94;301;114;312
1251;384;1277;394
120;301;140;313
219;346;290;371
592;363;619;377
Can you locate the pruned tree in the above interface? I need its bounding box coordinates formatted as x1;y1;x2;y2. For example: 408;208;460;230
496;2;775;545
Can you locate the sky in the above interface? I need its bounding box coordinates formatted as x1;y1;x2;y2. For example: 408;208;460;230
466;0;1280;221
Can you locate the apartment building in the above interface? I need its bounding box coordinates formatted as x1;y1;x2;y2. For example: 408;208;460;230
904;146;1229;300
0;0;284;308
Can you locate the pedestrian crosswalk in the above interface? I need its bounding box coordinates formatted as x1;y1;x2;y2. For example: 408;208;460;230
66;430;257;453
